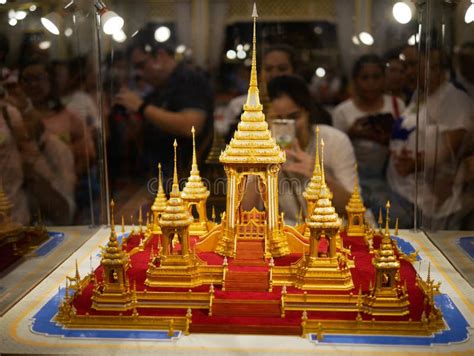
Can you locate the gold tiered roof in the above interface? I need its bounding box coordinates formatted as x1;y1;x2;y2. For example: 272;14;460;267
219;4;285;165
159;140;193;228
345;164;365;213
182;127;210;201
151;163;168;214
303;127;323;202
373;201;399;269
102;201;129;265
306;140;341;230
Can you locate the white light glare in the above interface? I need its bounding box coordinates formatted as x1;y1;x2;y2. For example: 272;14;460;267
237;49;246;59
315;67;326;78
407;33;419;46
102;11;124;35
112;29;127;43
39;41;51;50
393;2;412;24
243;43;250;51
465;1;474;24
65;28;73;37
8;10;15;19
8;18;17;26
41;13;61;35
226;50;237;60
154;26;171;43
359;32;374;46
352;35;360;46
236;44;243;51
176;44;186;54
15;10;27;20
0;0;7;5
30;5;37;12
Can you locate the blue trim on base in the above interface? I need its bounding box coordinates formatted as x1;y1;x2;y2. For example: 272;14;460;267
458;237;474;260
309;294;470;346
35;232;65;257
30;288;180;341
393;235;422;261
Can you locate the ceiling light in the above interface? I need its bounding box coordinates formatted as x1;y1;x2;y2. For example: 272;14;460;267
393;2;412;24
65;28;73;37
465;1;474;24
407;33;419;46
315;67;326;78
226;50;237;60
358;32;374;46
0;0;7;5
29;5;37;12
95;0;124;35
41;12;61;35
112;29;127;43
39;41;51;50
15;10;27;20
176;44;186;54
352;35;360;46
8;18;17;26
243;43;250;51
154;26;171;43
237;49;246;59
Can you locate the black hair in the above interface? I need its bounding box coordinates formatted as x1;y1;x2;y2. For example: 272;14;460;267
263;44;297;69
384;47;406;67
267;75;332;126
351;54;385;79
19;57;63;112
0;33;10;63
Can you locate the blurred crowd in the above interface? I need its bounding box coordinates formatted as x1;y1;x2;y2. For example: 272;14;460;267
0;28;472;230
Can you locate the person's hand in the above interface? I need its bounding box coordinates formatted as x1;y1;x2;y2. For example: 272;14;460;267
115;88;143;112
282;141;314;178
393;148;423;177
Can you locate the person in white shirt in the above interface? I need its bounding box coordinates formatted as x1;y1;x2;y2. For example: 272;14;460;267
333;54;405;218
388;47;473;230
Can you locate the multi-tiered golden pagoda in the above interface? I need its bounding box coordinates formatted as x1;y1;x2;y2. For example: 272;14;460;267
294;140;353;290
365;201;409;315
92;201;132;310
181;127;212;236
345;164;366;236
151;163;167;234
214;4;288;258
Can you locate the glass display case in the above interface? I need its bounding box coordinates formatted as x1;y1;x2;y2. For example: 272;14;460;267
0;0;472;354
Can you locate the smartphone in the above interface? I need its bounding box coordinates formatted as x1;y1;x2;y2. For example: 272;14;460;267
270;119;296;149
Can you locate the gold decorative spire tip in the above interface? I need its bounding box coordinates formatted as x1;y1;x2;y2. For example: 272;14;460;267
252;2;258;17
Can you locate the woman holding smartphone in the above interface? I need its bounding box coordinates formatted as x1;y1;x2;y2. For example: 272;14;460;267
243;75;356;225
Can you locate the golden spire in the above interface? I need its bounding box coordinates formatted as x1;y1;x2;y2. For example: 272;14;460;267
303;127;323;202
306;139;340;230
345;164;366;213
244;2;261;111
373;201;399;269
151;163;168;214
102;200;129;264
182;126;210;201
219;2;285;165
159;141;193;228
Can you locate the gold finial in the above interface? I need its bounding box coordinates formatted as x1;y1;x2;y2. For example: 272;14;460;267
191;126;197;167
110;200;115;232
121;215;125;234
395;217;399;236
354;163;359;192
385;201;391;236
378;207;383;229
75;259;80;281
211;205;216;222
243;1;262;110
427;262;431;283
158;163;163;192
314;126;320;174
138;206;143;233
320;139;326;185
173;139;178;188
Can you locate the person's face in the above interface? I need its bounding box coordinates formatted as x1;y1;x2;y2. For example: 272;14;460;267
270;94;309;146
354;63;385;102
21;64;50;105
263;50;293;83
385;59;406;93
401;46;417;92
143;51;169;87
